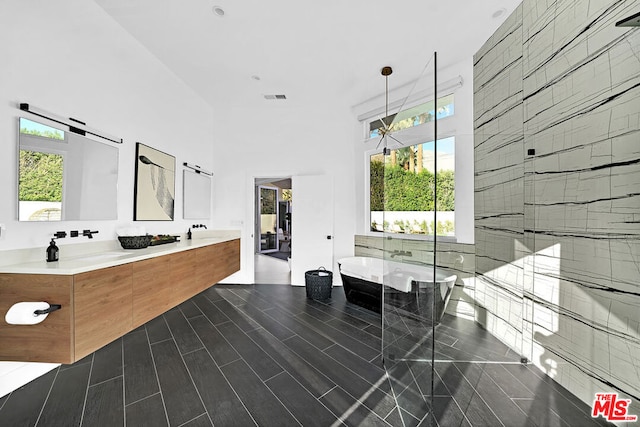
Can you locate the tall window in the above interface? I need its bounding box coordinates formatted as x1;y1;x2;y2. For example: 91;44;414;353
18;118;65;221
369;137;455;236
364;87;461;238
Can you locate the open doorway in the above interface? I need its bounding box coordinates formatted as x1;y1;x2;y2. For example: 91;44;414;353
254;177;292;284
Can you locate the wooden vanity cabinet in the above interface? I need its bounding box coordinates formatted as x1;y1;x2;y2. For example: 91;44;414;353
196;239;240;290
171;249;200;305
132;256;171;329
0;274;74;363
0;238;240;363
74;263;133;360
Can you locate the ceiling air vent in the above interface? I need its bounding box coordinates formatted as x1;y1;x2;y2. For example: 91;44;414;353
264;94;287;100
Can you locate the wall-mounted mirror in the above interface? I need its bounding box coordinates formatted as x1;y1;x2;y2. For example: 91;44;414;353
18;117;119;221
183;169;211;219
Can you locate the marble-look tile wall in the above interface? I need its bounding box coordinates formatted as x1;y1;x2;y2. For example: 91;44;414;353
473;4;529;358
475;0;640;408
354;235;476;318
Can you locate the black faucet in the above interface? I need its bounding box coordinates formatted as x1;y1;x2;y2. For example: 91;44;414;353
82;229;99;239
192;224;207;229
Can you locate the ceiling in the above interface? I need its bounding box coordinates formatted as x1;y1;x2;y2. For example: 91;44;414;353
95;0;522;111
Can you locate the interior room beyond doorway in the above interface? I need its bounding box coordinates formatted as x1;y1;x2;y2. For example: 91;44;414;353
254;178;292;283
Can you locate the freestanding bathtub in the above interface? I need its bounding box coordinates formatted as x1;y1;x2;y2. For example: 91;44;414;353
337;256;457;324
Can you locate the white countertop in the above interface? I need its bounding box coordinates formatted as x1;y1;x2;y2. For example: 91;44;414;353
0;232;240;275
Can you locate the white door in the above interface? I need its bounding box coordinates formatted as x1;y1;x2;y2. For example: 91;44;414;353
291;174;334;286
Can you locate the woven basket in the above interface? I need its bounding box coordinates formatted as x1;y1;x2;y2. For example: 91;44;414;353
305;267;333;301
118;235;152;249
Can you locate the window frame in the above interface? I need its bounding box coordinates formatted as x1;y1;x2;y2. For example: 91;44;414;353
363;92;460;242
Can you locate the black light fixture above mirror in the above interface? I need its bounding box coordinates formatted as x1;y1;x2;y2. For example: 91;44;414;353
183;162;213;176
19;103;123;144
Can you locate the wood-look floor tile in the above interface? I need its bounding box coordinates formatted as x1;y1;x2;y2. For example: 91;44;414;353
37;363;91;427
145;315;173;344
90;337;123;386
0;368;57;427
432;396;470;427
265;372;339;426
263;306;334;350
247;327;336;398
181;413;213;426
151;340;205;427
125;394;168;427
284;335;396;419
163;309;203;354
215;321;283;380
324;344;386;386
434;362;502;427
296;312;380;361
454;362;529;425
319;386;389;426
0;284;608;427
210;298;260;332
503;364;606;427
178;300;203;319
220;359;298;426
123;328;159;404
182;349;255;427
480;363;535;399
188;315;240;366
192;294;230;325
237;303;296;341
82;377;124;427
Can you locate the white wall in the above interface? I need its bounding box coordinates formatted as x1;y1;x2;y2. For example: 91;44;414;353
352;57;475;244
0;0;214;396
211;103;357;284
0;0;215;250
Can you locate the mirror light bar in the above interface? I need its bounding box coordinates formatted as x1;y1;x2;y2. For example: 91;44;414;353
183;162;213;176
19;103;123;144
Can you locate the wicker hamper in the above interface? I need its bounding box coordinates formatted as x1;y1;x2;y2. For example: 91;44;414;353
305;267;333;301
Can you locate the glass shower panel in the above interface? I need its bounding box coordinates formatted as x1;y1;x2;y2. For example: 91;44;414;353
381;53;437;426
380;54;531;425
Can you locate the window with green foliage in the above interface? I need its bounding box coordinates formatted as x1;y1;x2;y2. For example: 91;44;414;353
19;150;64;202
18;118;66;221
369;137;455;236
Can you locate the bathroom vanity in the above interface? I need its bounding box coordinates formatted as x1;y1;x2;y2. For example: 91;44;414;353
0;236;240;363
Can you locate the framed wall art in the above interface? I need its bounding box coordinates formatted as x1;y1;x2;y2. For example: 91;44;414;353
134;143;176;221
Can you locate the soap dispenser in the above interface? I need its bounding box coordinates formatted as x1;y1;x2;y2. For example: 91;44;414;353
46;239;59;262
187;228;192;240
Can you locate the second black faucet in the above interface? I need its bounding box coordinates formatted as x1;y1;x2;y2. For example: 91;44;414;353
82;229;99;239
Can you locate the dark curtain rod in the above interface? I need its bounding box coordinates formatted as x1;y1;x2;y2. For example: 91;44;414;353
19;103;123;144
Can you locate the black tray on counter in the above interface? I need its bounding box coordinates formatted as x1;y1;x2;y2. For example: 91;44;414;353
149;235;180;246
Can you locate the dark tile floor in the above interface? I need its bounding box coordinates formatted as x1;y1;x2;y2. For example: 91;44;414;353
0;284;611;426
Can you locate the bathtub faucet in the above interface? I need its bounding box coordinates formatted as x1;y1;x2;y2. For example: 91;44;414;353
390;250;412;258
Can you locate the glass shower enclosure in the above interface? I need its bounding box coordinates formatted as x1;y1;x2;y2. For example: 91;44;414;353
379;53;530;426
